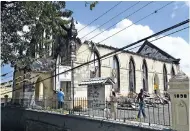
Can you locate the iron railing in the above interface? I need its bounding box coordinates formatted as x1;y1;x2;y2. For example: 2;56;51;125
2;97;171;127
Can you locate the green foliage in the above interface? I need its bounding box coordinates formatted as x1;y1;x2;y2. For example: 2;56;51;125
85;1;98;10
1;1;98;68
1;1;72;67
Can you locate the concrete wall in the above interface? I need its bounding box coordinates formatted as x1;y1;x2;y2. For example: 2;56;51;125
13;70;55;107
1;107;171;131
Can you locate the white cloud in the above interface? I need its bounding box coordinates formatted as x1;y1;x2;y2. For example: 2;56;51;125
173;3;179;10
76;19;190;76
171;1;188;19
185;1;189;7
171;13;176;18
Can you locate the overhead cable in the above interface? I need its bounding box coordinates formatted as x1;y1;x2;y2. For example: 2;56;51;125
1;19;189;95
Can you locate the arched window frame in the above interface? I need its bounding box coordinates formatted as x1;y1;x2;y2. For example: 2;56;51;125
129;56;136;92
35;77;44;101
90;50;101;78
171;65;175;78
163;64;168;91
142;59;148;92
112;55;120;92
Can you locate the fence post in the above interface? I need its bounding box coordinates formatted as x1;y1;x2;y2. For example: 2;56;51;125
168;72;189;131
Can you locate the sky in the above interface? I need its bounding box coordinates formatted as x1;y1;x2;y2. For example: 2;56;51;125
1;1;190;83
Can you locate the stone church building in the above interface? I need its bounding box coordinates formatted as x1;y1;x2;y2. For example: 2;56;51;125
70;40;179;98
12;39;180;106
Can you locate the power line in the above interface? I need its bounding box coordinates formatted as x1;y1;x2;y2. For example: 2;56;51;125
80;1;141;39
0;2;173;81
98;1;174;43
1;19;189;95
2;25;188;89
0;2;168;78
100;25;189;62
1;49;54;77
1;75;14;81
150;26;189;43
0;73;41;87
74;2;152;55
77;1;172;55
78;1;122;32
86;1;155;41
127;26;189;52
1;71;13;77
1;2;186;88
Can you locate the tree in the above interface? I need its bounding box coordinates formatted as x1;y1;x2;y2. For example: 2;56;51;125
1;1;98;69
1;1;72;68
85;1;98;10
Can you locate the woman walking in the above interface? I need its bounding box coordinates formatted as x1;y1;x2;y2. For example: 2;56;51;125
110;91;117;120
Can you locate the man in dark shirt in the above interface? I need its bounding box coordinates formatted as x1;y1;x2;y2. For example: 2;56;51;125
137;89;146;119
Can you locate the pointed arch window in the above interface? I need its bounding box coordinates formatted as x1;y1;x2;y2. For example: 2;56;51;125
163;64;168;91
171;65;175;78
90;51;101;78
112;55;120;92
142;59;148;92
129;57;136;92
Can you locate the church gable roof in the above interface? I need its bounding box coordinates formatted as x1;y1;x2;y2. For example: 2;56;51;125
137;41;180;64
83;40;180;64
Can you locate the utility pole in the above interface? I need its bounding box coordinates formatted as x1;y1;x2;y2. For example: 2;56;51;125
69;18;77;111
59;17;77;111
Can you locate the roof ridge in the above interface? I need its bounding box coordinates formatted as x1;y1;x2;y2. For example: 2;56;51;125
83;40;180;64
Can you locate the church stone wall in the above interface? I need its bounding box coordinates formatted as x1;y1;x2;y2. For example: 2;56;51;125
74;44;179;98
12;43;180;103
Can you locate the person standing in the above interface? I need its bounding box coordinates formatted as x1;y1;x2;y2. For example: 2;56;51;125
57;89;64;109
110;91;117;120
137;89;146;120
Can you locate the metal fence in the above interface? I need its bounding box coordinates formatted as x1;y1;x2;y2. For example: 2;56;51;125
3;97;171;127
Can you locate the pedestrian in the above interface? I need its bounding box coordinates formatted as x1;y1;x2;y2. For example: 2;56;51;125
104;100;111;119
137;89;146;120
57;88;64;109
110;91;117;120
154;84;158;95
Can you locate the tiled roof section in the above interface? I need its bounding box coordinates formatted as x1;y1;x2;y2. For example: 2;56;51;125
83;40;180;64
137;40;180;64
79;77;115;86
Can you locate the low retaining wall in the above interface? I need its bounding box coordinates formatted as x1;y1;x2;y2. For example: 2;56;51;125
1;107;172;131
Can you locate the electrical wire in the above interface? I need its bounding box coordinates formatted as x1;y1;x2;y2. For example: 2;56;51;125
80;1;141;39
78;1;122;32
1;49;54;77
98;1;174;43
1;19;188;95
77;1;173;55
0;2;172;79
86;1;155;41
